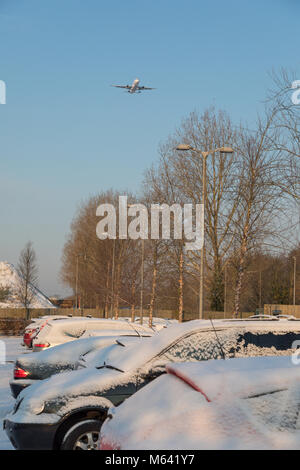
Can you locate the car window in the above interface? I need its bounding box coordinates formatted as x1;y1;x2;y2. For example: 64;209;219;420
65;324;87;338
159;331;226;363
156;329;300;365
239;331;300;352
35;322;52;337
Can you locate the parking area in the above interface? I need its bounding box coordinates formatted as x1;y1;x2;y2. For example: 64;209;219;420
3;319;300;450
0;337;24;450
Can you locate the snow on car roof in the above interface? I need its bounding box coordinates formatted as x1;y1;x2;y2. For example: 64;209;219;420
80;329;152;339
167;356;300;400
33;317;155;346
25;315;72;328
39;317;154;330
99;318;300;372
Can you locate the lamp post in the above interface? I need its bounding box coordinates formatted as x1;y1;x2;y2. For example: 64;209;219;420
176;144;234;319
75;256;79;309
110;239;116;319
140;239;145;325
128;204;145;325
293;256;297;309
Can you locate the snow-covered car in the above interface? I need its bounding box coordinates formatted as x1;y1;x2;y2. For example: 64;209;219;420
133;317;178;330
23;322;39;348
4;319;300;450
31;317;155;351
100;356;300;450
23;315;72;348
10;333;151;398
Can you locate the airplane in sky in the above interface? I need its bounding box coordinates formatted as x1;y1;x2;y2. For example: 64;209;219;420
111;78;155;94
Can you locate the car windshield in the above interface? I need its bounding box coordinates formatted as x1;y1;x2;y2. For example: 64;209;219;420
84;327;219;372
94;325;300;373
76;341;129;369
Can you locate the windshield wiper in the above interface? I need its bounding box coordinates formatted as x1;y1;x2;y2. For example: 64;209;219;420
126;321;141;337
96;361;124;373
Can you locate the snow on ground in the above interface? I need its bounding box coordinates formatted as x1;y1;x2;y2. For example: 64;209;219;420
0;336;24;450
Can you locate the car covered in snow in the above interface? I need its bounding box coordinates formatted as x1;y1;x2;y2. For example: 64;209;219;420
10;332;152;398
4;318;300;450
23;315;73;348
100;356;300;450
31;317;156;351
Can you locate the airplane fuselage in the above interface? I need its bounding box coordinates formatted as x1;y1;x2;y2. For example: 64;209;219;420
112;77;154;93
130;79;140;93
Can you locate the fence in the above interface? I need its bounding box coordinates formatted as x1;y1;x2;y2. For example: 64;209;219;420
0;307;255;322
0;307;179;321
264;305;300;317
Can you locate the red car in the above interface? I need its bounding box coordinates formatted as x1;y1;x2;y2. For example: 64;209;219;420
22;316;71;349
23;320;43;348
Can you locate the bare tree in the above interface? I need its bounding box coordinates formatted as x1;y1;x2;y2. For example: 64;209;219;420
231;111;288;317
60;97;299;320
144;154;187;321
0;286;11;303
173;109;241;312
61;190;140;313
145;109;242;314
266;69;300;201
268;68;300;160
17;242;38;319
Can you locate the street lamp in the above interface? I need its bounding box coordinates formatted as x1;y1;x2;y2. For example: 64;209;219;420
293;256;297;309
176;144;234;319
110;239;116;319
140;238;145;325
128;204;145;325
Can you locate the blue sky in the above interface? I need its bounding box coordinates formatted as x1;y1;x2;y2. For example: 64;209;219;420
0;0;299;296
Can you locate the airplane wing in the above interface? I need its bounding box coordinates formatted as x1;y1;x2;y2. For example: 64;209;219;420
137;86;155;90
111;85;131;89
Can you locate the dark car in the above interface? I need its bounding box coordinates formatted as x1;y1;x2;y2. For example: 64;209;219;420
4;319;300;450
10;334;151;398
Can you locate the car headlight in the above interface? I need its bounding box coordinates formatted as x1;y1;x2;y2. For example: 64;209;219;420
30;401;45;415
21;400;45;415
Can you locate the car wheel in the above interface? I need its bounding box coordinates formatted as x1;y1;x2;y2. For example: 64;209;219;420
60;419;101;450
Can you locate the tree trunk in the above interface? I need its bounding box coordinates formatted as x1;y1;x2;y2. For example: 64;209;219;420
104;261;110;319
234;227;249;318
114;263;121;320
149;246;158;328
131;281;136;322
178;247;184;323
